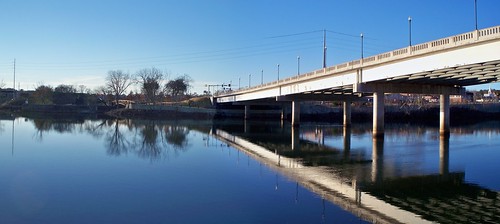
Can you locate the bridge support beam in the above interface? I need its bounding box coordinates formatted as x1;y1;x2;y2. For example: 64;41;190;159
343;101;352;127
291;101;300;127
440;94;450;136
373;91;385;138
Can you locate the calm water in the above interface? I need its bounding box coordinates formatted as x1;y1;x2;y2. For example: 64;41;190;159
0;116;499;223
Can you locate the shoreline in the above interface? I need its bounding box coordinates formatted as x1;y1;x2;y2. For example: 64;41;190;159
1;103;499;125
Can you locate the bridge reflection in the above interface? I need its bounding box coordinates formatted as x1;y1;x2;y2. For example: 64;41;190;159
212;121;500;224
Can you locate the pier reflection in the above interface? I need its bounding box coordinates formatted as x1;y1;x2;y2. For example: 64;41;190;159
213;121;500;224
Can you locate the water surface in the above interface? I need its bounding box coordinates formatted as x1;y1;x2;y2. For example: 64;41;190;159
1;117;499;223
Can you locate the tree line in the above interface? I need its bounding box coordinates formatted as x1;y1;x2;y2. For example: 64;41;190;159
4;67;193;106
103;67;192;105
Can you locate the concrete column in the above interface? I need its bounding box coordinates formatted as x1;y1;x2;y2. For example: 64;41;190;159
343;101;352;127
371;138;384;183
439;135;450;175
440;94;450;136
291;127;300;150
373;91;385;138
343;126;351;160
291;101;300;127
280;106;285;121
244;105;251;120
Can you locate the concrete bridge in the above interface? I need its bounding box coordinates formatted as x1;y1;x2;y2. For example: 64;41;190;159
213;26;500;137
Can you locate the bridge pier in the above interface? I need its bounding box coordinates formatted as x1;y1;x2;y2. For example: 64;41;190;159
343;101;352;127
440;94;450;136
439;135;450;175
373;91;385;138
280;106;285;121
343;126;351;160
244;105;251;120
291;101;300;127
291;126;300;150
371;137;384;183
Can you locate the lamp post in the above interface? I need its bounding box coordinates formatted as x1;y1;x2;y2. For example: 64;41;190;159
297;56;300;76
277;64;280;81
408;16;412;46
261;69;264;85
475;0;478;30
322;29;327;68
360;33;364;59
249;74;251;88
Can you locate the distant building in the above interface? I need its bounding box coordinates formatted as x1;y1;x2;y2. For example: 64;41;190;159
479;86;498;102
450;92;473;103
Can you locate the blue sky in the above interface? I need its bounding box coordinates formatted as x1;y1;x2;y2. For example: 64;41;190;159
1;0;499;94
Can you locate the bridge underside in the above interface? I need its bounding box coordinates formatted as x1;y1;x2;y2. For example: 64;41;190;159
219;59;499;135
223;59;500;105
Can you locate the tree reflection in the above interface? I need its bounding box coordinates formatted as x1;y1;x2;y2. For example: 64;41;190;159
106;119;131;156
134;122;162;160
164;126;189;150
31;118;87;141
25;117;194;161
33;119;52;141
101;119;191;161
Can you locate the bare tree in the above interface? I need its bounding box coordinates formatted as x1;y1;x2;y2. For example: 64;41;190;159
106;70;133;105
136;67;164;104
94;86;112;106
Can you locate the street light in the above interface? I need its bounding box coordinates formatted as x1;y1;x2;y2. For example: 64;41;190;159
475;0;478;30
360;33;364;59
249;74;251;88
277;64;280;81
261;69;264;85
297;56;300;76
408;16;412;46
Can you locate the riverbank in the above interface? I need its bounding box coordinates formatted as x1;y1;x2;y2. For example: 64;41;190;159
2;102;499;125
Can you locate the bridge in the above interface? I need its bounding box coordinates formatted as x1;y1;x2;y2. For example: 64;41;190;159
213;26;500;137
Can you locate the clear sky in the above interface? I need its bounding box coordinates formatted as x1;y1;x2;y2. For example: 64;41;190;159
1;0;499;94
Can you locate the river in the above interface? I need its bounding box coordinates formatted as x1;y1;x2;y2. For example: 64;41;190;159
0;116;499;223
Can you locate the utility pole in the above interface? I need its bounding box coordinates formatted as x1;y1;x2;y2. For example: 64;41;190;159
13;59;16;99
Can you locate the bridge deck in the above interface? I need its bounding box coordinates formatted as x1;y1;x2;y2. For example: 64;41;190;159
215;26;500;103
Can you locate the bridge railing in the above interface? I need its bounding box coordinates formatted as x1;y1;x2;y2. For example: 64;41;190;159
217;25;500;97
